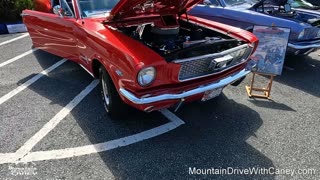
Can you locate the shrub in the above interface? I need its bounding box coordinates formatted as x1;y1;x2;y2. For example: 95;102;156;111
0;0;33;23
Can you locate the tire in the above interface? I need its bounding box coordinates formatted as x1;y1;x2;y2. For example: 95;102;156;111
99;66;128;118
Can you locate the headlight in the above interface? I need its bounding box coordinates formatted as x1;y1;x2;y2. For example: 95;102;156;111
229;46;252;63
230;47;247;59
137;67;156;86
298;30;305;40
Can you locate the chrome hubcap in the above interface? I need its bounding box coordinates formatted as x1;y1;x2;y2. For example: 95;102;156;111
102;76;110;106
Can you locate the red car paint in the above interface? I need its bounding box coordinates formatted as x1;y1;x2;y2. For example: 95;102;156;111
23;0;258;112
109;0;202;21
33;0;51;13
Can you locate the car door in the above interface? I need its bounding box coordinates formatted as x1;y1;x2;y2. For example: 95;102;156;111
22;0;78;60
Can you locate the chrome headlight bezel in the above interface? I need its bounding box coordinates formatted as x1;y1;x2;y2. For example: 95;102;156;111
317;29;320;38
298;30;305;40
137;67;156;87
229;44;254;63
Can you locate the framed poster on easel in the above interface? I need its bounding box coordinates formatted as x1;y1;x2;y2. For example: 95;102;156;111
246;25;290;99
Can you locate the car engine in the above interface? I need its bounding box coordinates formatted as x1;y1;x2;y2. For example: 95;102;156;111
120;20;244;62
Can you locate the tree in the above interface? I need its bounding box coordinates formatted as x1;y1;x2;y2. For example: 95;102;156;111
0;0;33;23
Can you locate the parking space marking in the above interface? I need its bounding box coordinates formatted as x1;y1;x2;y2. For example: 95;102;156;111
0;59;67;105
0;33;29;46
15;80;100;161
0;48;38;68
159;109;185;126
0;153;17;164
17;109;185;163
0;99;185;164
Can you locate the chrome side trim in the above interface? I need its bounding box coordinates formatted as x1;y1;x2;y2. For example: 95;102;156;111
119;68;251;105
288;42;320;50
21;13;30;17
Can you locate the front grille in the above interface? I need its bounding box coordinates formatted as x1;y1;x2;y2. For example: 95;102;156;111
176;44;252;81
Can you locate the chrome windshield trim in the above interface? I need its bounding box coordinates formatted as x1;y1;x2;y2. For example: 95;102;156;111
74;0;82;19
119;68;251;105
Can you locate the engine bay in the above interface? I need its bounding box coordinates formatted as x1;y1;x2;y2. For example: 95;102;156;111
119;18;245;62
253;2;320;26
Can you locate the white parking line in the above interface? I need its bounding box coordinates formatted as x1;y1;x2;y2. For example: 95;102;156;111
0;104;185;164
0;48;38;68
159;109;185;126
0;59;67;105
0;153;17;164
15;80;100;161
0;33;29;46
18;109;185;163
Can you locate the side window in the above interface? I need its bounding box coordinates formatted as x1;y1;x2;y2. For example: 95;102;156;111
60;0;74;17
203;0;220;6
52;0;74;17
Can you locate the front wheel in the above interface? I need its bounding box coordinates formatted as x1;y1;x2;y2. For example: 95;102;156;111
99;66;128;118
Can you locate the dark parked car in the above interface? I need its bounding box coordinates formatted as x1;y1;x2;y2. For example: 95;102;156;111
290;0;320;9
190;0;320;55
305;0;320;6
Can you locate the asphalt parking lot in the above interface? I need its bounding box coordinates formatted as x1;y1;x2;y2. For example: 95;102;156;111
0;33;319;180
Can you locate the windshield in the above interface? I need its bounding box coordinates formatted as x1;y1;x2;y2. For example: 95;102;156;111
288;0;319;9
78;0;120;17
251;0;319;9
225;0;319;9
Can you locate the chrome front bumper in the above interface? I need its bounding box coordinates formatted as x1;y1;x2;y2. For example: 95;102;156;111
288;39;320;50
119;68;251;105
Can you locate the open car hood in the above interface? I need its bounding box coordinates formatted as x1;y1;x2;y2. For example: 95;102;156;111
108;0;202;21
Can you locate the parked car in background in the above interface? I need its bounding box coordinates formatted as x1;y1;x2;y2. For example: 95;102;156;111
305;0;320;6
22;0;258;117
289;0;320;9
190;0;320;55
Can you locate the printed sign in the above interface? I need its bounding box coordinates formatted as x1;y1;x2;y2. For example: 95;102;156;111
6;24;27;34
251;26;291;75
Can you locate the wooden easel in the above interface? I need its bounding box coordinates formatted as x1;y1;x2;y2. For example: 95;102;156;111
245;72;275;99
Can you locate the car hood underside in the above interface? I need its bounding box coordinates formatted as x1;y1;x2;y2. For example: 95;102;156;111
108;0;202;21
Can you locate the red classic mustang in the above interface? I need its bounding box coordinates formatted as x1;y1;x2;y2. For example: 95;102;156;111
22;0;258;117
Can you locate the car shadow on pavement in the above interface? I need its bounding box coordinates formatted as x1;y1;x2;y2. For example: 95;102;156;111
24;51;275;179
248;99;296;112
279;55;320;98
91;94;276;179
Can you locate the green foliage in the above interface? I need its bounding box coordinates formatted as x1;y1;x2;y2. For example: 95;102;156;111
0;0;33;23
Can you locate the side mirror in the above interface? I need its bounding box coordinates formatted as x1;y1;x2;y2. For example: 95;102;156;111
284;4;291;12
53;5;63;17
